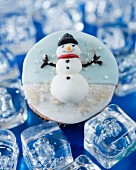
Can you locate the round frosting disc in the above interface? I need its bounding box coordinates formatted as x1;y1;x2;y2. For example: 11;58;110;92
22;30;118;124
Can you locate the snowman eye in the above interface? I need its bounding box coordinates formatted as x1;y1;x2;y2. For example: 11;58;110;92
72;45;75;47
61;45;64;48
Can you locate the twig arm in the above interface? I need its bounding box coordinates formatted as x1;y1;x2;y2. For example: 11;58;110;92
41;55;56;68
82;53;103;68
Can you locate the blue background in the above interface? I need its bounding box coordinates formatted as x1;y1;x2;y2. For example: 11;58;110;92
11;21;136;170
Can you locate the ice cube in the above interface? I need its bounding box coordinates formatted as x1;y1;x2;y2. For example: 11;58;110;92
115;53;136;96
0;0;36;55
34;0;84;34
0;80;27;129
21;122;73;170
97;26;134;56
84;0;124;24
84;104;136;169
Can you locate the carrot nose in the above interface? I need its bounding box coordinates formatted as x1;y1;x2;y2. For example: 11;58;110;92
67;46;71;51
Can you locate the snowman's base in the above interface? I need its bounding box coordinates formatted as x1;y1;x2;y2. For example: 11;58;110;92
51;73;89;104
23;82;115;124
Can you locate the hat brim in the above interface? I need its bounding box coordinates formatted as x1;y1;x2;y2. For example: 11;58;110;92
58;39;78;46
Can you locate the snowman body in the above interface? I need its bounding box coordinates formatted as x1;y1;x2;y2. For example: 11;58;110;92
56;58;82;75
51;41;89;104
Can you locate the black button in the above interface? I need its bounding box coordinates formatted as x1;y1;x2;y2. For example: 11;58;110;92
66;76;70;80
65;59;70;63
66;66;69;69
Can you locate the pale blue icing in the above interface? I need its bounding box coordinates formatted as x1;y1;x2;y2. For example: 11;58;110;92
22;30;118;85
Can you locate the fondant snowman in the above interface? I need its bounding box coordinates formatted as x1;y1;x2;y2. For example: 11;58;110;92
41;33;103;104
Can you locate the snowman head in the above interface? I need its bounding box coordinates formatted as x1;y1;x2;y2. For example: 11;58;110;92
56;33;81;57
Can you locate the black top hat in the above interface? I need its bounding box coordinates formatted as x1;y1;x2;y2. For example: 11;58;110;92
58;33;78;46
